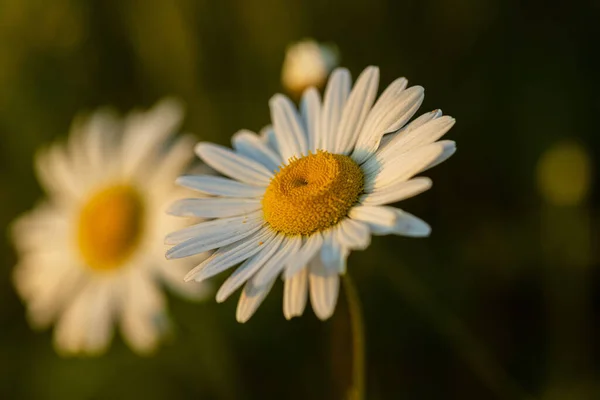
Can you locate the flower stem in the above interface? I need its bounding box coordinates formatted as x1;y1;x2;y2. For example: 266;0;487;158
343;274;366;400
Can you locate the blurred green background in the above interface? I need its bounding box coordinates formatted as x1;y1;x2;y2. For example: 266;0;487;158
1;0;599;399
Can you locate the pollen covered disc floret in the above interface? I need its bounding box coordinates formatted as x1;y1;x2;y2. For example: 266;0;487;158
167;65;457;323
263;151;364;236
77;185;145;271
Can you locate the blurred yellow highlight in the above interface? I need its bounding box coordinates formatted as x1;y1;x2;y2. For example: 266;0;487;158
77;185;145;271
536;141;592;206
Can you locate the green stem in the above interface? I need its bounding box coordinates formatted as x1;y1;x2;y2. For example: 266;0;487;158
343;274;366;400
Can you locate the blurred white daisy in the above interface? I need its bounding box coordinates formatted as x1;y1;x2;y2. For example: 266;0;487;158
167;66;456;323
281;39;339;95
12;99;210;356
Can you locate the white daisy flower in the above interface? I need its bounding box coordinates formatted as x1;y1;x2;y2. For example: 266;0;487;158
167;66;456;323
281;39;339;95
12;99;210;356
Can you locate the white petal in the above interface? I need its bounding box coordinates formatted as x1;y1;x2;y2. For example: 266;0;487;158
360;177;432;205
424;140;456;170
167;198;262;218
335;218;371;250
216;234;284;303
283;267;308;320
400;108;443;131
334;66;379;154
366;142;445;191
391;209;431;237
251;236;302;288
195;142;273;185
35;144;81;201
260;125;279;154
284;232;324;278
121;99;183;178
379;115;455;157
300;87;322;153
236;277;277;323
176;175;266;197
83;282;115;354
14;257;83;328
54;281;116;355
165;211;263;245
82;109;120;172
232;129;282;172
185;227;275;282
269;94;308;161
148;134;196;193
320;229;349;273
308;257;340;320
54;284;93;354
120;273;166;354
369;207;431;237
166;213;264;259
348;205;397;228
378;109;443;150
320;68;351;151
353;83;424;164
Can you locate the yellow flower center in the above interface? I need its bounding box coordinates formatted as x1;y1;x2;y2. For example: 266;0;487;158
77;185;145;271
262;151;364;236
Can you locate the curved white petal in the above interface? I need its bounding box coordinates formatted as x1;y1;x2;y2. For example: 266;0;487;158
35;144;81;201
232;129;282;172
251;236;302;287
166;213;265;259
284;232;324;278
319;68;351;151
334;66;379;154
176;175;266;198
300;87;322;153
424;140;456;170
260;125;279;154
82;109;120;173
121;99;183;178
320;229;349;274
120;273;167;354
335;218;371;250
236;277;277;323
360;177;432;205
54;281;116;355
167;198;262;218
366;141;445;191
185;227;275;282
83;282;116;355
215;234;284;303
283;267;308;320
308;257;340;320
379;115;455;157
269;94;308;161
348;205;397;228
368;207;431;237
378;109;443;150
165;211;263;245
148;134;196;193
53;283;94;354
195;142;273;185
353;83;424;164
